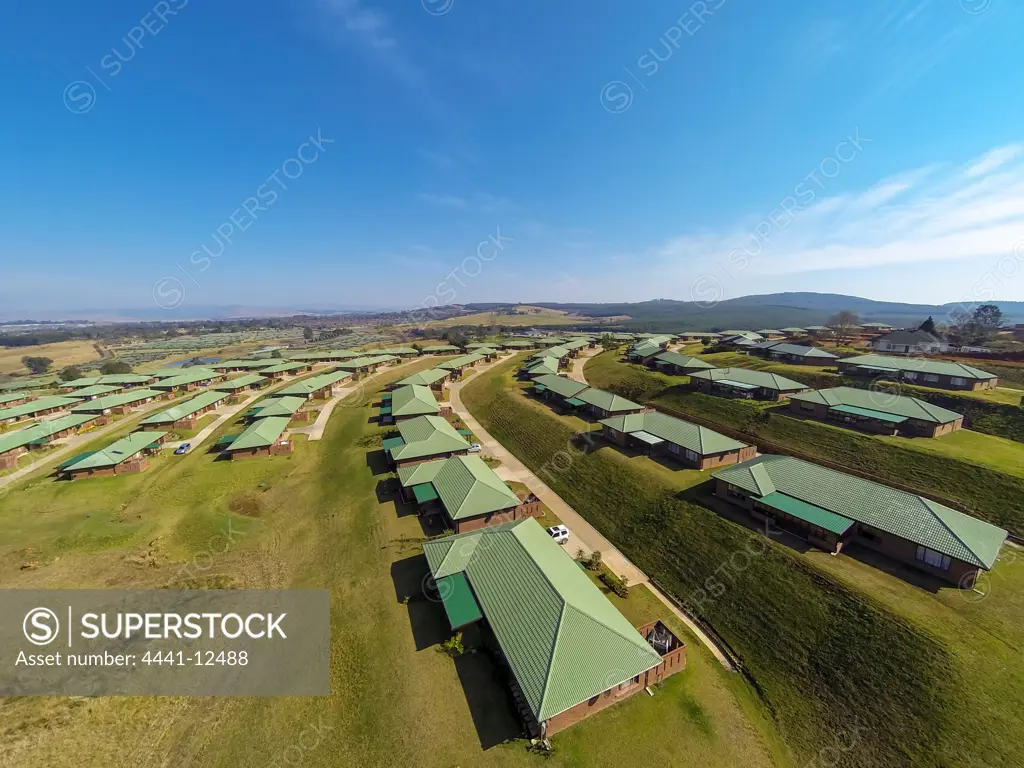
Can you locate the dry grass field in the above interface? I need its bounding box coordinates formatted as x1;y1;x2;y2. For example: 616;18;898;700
0;340;106;374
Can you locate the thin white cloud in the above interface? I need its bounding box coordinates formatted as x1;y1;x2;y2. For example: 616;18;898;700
612;143;1024;300
966;144;1024;178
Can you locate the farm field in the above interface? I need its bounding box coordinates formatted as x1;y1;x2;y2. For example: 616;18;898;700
0;340;106;374
462;354;1024;768
0;355;780;768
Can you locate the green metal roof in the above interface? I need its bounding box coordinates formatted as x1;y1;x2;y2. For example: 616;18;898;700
531;346;571;360
713;455;1007;568
830;404;909;424
139;391;227;425
0;414;95;455
564;397;585;407
258;361;306;374
390;415;470;461
62;384;121;398
225;416;291;451
380;392;393;401
652;351;715;371
395;368;451;387
525;358;560;377
422;518;664;723
421;345;460;352
435;573;483;629
839;354;997;380
0;396;82;421
689;367;808;392
390;385;441;418
62;431;169;471
250;396;305;418
210;374;268;391
398;455;520;520
600;411;749;456
437;353;487;370
757;492;855;535
790;386;961;424
780;327;807;333
382;436;406;451
216;359;277;369
0;391;29;406
148;368;221;389
70;389;163;413
760;343;838;359
574;387;642;414
502;340;536;348
274;370;351;397
379;406;393;416
717;379;760;390
531;374;588;399
412;483;439;504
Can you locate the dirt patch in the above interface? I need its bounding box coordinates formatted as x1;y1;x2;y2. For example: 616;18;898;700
228;492;265;517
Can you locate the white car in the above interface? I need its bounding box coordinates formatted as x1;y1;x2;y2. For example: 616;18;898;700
547;525;569;545
468;443;482;453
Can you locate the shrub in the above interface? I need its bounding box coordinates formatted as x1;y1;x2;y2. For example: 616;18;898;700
441;632;464;657
599;570;629;598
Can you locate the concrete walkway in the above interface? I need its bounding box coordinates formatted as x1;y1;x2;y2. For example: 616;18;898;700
447;354;736;670
567;346;601;384
290;358;423;441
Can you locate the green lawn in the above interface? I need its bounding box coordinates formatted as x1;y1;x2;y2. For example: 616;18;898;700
462;354;1024;768
586;352;1024;537
0;356;781;768
878;428;1024;479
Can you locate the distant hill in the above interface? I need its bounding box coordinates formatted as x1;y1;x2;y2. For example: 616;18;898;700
464;294;1024;332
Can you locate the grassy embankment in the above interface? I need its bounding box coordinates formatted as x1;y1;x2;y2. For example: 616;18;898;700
462;354;1024;768
0;356;779;768
586;353;1024;536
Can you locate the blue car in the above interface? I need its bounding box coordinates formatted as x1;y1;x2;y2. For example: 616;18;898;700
174;442;192;455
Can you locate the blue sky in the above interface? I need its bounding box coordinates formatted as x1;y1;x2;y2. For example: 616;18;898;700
2;0;1024;314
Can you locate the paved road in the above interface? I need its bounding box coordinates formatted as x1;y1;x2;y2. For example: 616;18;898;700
290;358;424;441
567;346;601;384
447;353;736;670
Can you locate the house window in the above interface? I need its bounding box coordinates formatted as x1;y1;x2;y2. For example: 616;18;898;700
684;449;699;461
608;428;618;438
924;374;939;383
950;377;967;386
916;546;951;571
800;401;815;411
726;484;746;500
903;371;917;380
668;443;681;454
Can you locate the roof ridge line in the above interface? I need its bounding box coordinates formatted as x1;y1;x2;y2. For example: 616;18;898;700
920;497;983;564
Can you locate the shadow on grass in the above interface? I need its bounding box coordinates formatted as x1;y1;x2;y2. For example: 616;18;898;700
842;544;944;594
365;450;392;476
454;650;526;750
390;554;452;651
687;487;813;555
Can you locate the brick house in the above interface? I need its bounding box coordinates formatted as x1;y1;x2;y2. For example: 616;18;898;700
222;416;293;459
58;431;168;478
688;368;810;401
384;415;471;468
649;351;716;376
788;387;963;437
749;341;839;366
837;355;998;391
712;455;1007;587
421;518;685;738
397;455;543;533
599;411;756;469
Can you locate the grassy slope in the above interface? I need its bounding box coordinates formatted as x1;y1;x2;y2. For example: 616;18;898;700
585;353;1024;536
0;358;778;768
463;356;963;768
0;340;105;374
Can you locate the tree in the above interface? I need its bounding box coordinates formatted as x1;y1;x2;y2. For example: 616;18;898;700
827;311;860;345
918;316;937;335
950;304;1003;346
21;356;53;375
100;360;132;374
59;365;84;381
271;350;283;359
302;327;314;341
